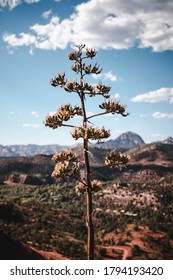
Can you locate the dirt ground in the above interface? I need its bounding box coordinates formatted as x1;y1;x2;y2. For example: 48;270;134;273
28;224;172;260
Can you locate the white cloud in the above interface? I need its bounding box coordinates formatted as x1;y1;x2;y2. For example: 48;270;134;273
22;123;30;127
25;0;40;3
22;123;40;127
30;16;72;50
92;71;118;82
31;111;39;117
29;47;34;55
152;112;173;119
3;32;36;47
33;124;40;128
0;0;21;10
114;92;120;99
42;9;52;19
139;113;149;118
0;0;40;10
151;133;161;137
2;0;173;52
8;111;23;115
131;88;173;103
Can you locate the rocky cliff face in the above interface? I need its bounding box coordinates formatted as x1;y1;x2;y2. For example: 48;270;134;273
101;131;145;149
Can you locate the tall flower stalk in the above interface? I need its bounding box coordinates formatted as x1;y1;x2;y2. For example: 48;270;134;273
45;44;129;259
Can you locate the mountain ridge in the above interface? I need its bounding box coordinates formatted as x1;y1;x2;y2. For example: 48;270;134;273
0;131;172;157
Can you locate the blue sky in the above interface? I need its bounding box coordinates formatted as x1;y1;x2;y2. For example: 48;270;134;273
0;0;173;146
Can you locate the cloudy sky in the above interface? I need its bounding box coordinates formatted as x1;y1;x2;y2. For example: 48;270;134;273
0;0;173;146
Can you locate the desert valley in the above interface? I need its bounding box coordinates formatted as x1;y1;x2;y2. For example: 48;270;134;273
0;132;173;260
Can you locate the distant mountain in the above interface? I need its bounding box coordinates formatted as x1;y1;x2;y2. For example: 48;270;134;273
163;137;173;145
0;145;16;157
0;144;68;157
100;131;145;149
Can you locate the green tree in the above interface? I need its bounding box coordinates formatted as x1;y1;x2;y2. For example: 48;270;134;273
45;44;129;259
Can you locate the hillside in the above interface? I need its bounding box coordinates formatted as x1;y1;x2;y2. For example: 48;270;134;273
0;154;54;185
126;142;173;166
1;178;173;260
0;142;172;185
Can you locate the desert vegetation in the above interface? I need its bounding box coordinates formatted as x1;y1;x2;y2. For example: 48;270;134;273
0;175;173;259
